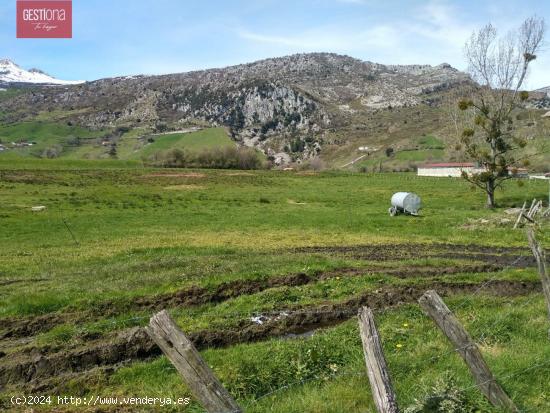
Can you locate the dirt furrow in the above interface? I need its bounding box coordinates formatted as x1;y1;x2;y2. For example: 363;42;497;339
0;264;505;341
293;243;534;256
0;279;541;390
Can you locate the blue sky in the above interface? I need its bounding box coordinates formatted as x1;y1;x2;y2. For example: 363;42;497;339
1;0;549;88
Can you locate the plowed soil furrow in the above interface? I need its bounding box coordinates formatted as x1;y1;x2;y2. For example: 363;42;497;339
0;263;505;341
293;243;535;256
0;279;541;389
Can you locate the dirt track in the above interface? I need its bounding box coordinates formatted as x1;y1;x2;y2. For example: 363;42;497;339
0;242;546;393
0;279;541;392
0;263;505;341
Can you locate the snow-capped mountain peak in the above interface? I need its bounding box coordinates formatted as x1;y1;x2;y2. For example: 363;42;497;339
0;59;84;85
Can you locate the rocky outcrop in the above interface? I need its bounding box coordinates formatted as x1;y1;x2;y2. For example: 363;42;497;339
0;53;471;162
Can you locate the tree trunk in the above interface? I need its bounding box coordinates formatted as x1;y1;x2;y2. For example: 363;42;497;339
486;179;496;208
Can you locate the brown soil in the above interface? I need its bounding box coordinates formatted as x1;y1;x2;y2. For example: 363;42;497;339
317;263;503;280
1;241;545;393
295;243;546;269
0;313;68;341
293;243;536;260
0;264;504;341
0;328;157;389
0;279;541;390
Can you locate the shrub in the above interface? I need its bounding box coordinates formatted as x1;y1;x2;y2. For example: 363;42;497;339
41;145;63;159
404;377;480;413
147;146;264;170
154;122;168;133
290;138;305;153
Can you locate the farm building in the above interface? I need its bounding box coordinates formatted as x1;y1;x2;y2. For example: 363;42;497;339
417;163;481;177
417;163;529;178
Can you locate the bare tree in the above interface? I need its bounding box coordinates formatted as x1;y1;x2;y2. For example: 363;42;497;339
441;84;477;150
458;16;545;208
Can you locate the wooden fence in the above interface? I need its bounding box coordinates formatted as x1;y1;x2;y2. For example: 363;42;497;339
145;228;549;413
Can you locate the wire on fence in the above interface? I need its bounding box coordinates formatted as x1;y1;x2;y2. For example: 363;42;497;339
6;242;547;412
398;253;546;405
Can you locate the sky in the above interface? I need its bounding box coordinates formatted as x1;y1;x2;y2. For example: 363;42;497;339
1;0;549;88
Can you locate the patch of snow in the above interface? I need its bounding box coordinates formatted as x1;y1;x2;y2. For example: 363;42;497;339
0;59;84;85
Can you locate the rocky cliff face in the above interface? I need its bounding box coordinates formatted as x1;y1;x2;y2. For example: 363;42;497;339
0;53;470;163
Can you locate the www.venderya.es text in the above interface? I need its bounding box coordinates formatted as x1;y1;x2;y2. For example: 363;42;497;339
11;395;191;407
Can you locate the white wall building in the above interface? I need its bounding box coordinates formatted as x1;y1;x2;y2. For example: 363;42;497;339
417;163;481;177
417;163;529;178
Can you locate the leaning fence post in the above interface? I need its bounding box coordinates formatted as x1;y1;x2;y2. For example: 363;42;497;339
146;310;242;413
526;228;550;339
418;291;518;412
358;307;399;413
513;201;526;229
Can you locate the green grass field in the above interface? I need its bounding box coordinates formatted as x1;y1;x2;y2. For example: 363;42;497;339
0;123;234;162
133;128;234;159
0;121;107;158
0;163;549;412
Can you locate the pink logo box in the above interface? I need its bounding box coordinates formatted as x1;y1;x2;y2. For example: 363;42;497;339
17;0;72;38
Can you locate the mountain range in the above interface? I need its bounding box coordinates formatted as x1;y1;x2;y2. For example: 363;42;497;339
0;53;548;168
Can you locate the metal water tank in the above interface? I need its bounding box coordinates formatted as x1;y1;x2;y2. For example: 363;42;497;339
389;192;422;216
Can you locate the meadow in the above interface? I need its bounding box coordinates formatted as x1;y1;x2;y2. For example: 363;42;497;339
0;161;549;412
0;122;234;162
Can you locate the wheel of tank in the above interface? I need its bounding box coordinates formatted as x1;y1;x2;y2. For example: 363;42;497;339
388;206;397;216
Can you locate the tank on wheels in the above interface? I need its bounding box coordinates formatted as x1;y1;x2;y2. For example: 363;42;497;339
389;192;422;216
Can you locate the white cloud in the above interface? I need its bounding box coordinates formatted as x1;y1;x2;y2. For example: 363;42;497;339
237;0;548;88
422;3;472;42
237;1;470;67
238;24;400;52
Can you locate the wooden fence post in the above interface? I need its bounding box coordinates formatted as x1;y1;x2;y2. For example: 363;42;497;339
358;307;399;413
418;291;518;412
513;201;526;229
146;310;242;413
526;228;550;339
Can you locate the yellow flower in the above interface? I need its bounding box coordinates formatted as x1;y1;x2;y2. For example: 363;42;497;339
396;343;403;349
403;323;409;328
